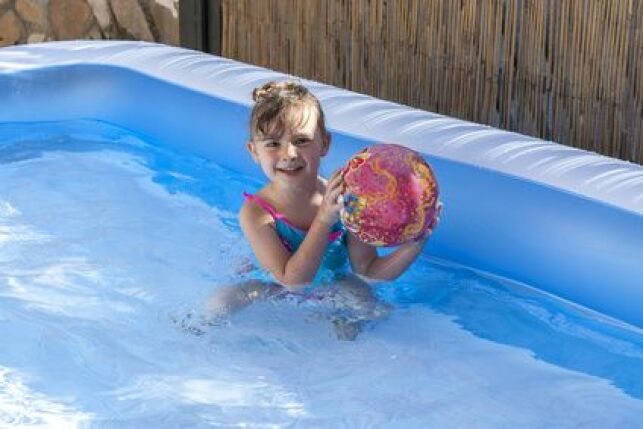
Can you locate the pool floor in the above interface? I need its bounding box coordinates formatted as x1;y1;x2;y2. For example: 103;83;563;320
0;120;642;428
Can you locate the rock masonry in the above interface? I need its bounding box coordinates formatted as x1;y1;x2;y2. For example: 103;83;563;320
0;0;179;47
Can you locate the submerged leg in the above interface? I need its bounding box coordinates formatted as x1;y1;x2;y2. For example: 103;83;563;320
205;279;277;317
326;274;392;340
331;274;392;319
331;316;366;341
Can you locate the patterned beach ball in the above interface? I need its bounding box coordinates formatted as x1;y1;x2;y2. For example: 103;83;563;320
340;144;439;247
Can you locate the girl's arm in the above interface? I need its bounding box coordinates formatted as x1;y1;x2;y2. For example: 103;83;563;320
348;205;441;281
239;171;345;289
347;233;429;281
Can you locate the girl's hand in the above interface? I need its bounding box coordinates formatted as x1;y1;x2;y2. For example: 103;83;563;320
410;201;443;246
318;169;345;225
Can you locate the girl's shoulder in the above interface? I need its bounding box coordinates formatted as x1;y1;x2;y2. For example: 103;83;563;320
239;189;275;229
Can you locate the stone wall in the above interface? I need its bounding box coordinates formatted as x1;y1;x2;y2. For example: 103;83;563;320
0;0;179;47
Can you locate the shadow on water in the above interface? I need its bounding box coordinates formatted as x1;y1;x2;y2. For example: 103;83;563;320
385;257;643;400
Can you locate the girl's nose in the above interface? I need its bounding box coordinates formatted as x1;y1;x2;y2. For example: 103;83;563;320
284;142;298;159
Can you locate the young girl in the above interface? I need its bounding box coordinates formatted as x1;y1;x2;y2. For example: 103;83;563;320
208;81;439;339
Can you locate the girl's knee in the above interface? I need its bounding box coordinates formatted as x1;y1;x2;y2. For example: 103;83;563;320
205;280;270;315
328;275;393;321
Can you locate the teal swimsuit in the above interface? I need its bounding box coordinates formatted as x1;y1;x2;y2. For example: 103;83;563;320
243;192;350;284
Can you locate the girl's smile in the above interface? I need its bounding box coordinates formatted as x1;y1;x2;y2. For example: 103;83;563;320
276;165;305;176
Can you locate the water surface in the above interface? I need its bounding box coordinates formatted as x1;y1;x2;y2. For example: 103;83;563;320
0;120;641;428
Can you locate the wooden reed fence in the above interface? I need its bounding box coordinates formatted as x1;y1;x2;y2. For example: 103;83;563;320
222;0;642;164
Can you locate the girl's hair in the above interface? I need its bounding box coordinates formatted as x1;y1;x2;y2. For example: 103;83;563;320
250;81;327;140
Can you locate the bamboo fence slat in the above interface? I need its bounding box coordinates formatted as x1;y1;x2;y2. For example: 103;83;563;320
222;0;643;164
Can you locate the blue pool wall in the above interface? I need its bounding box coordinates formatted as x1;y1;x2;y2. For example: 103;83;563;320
1;42;642;328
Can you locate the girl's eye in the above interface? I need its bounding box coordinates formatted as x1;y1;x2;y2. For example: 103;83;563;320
295;138;311;146
265;141;280;148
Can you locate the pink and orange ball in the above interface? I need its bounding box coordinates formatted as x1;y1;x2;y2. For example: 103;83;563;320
340;144;440;247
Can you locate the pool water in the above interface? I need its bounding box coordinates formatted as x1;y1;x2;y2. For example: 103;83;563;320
0;120;642;428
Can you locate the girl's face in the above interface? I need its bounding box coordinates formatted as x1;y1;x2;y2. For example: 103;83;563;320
248;104;329;187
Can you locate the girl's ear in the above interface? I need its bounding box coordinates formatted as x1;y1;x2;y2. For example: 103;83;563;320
320;132;331;157
247;141;259;163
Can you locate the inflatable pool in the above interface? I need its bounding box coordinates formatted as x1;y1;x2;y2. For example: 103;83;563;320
0;42;641;427
2;41;641;327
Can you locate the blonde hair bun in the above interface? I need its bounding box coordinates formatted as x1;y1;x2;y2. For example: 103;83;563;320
249;80;326;140
252;81;309;103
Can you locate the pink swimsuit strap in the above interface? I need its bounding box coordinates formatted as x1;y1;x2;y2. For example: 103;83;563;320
242;192;343;242
242;192;301;230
